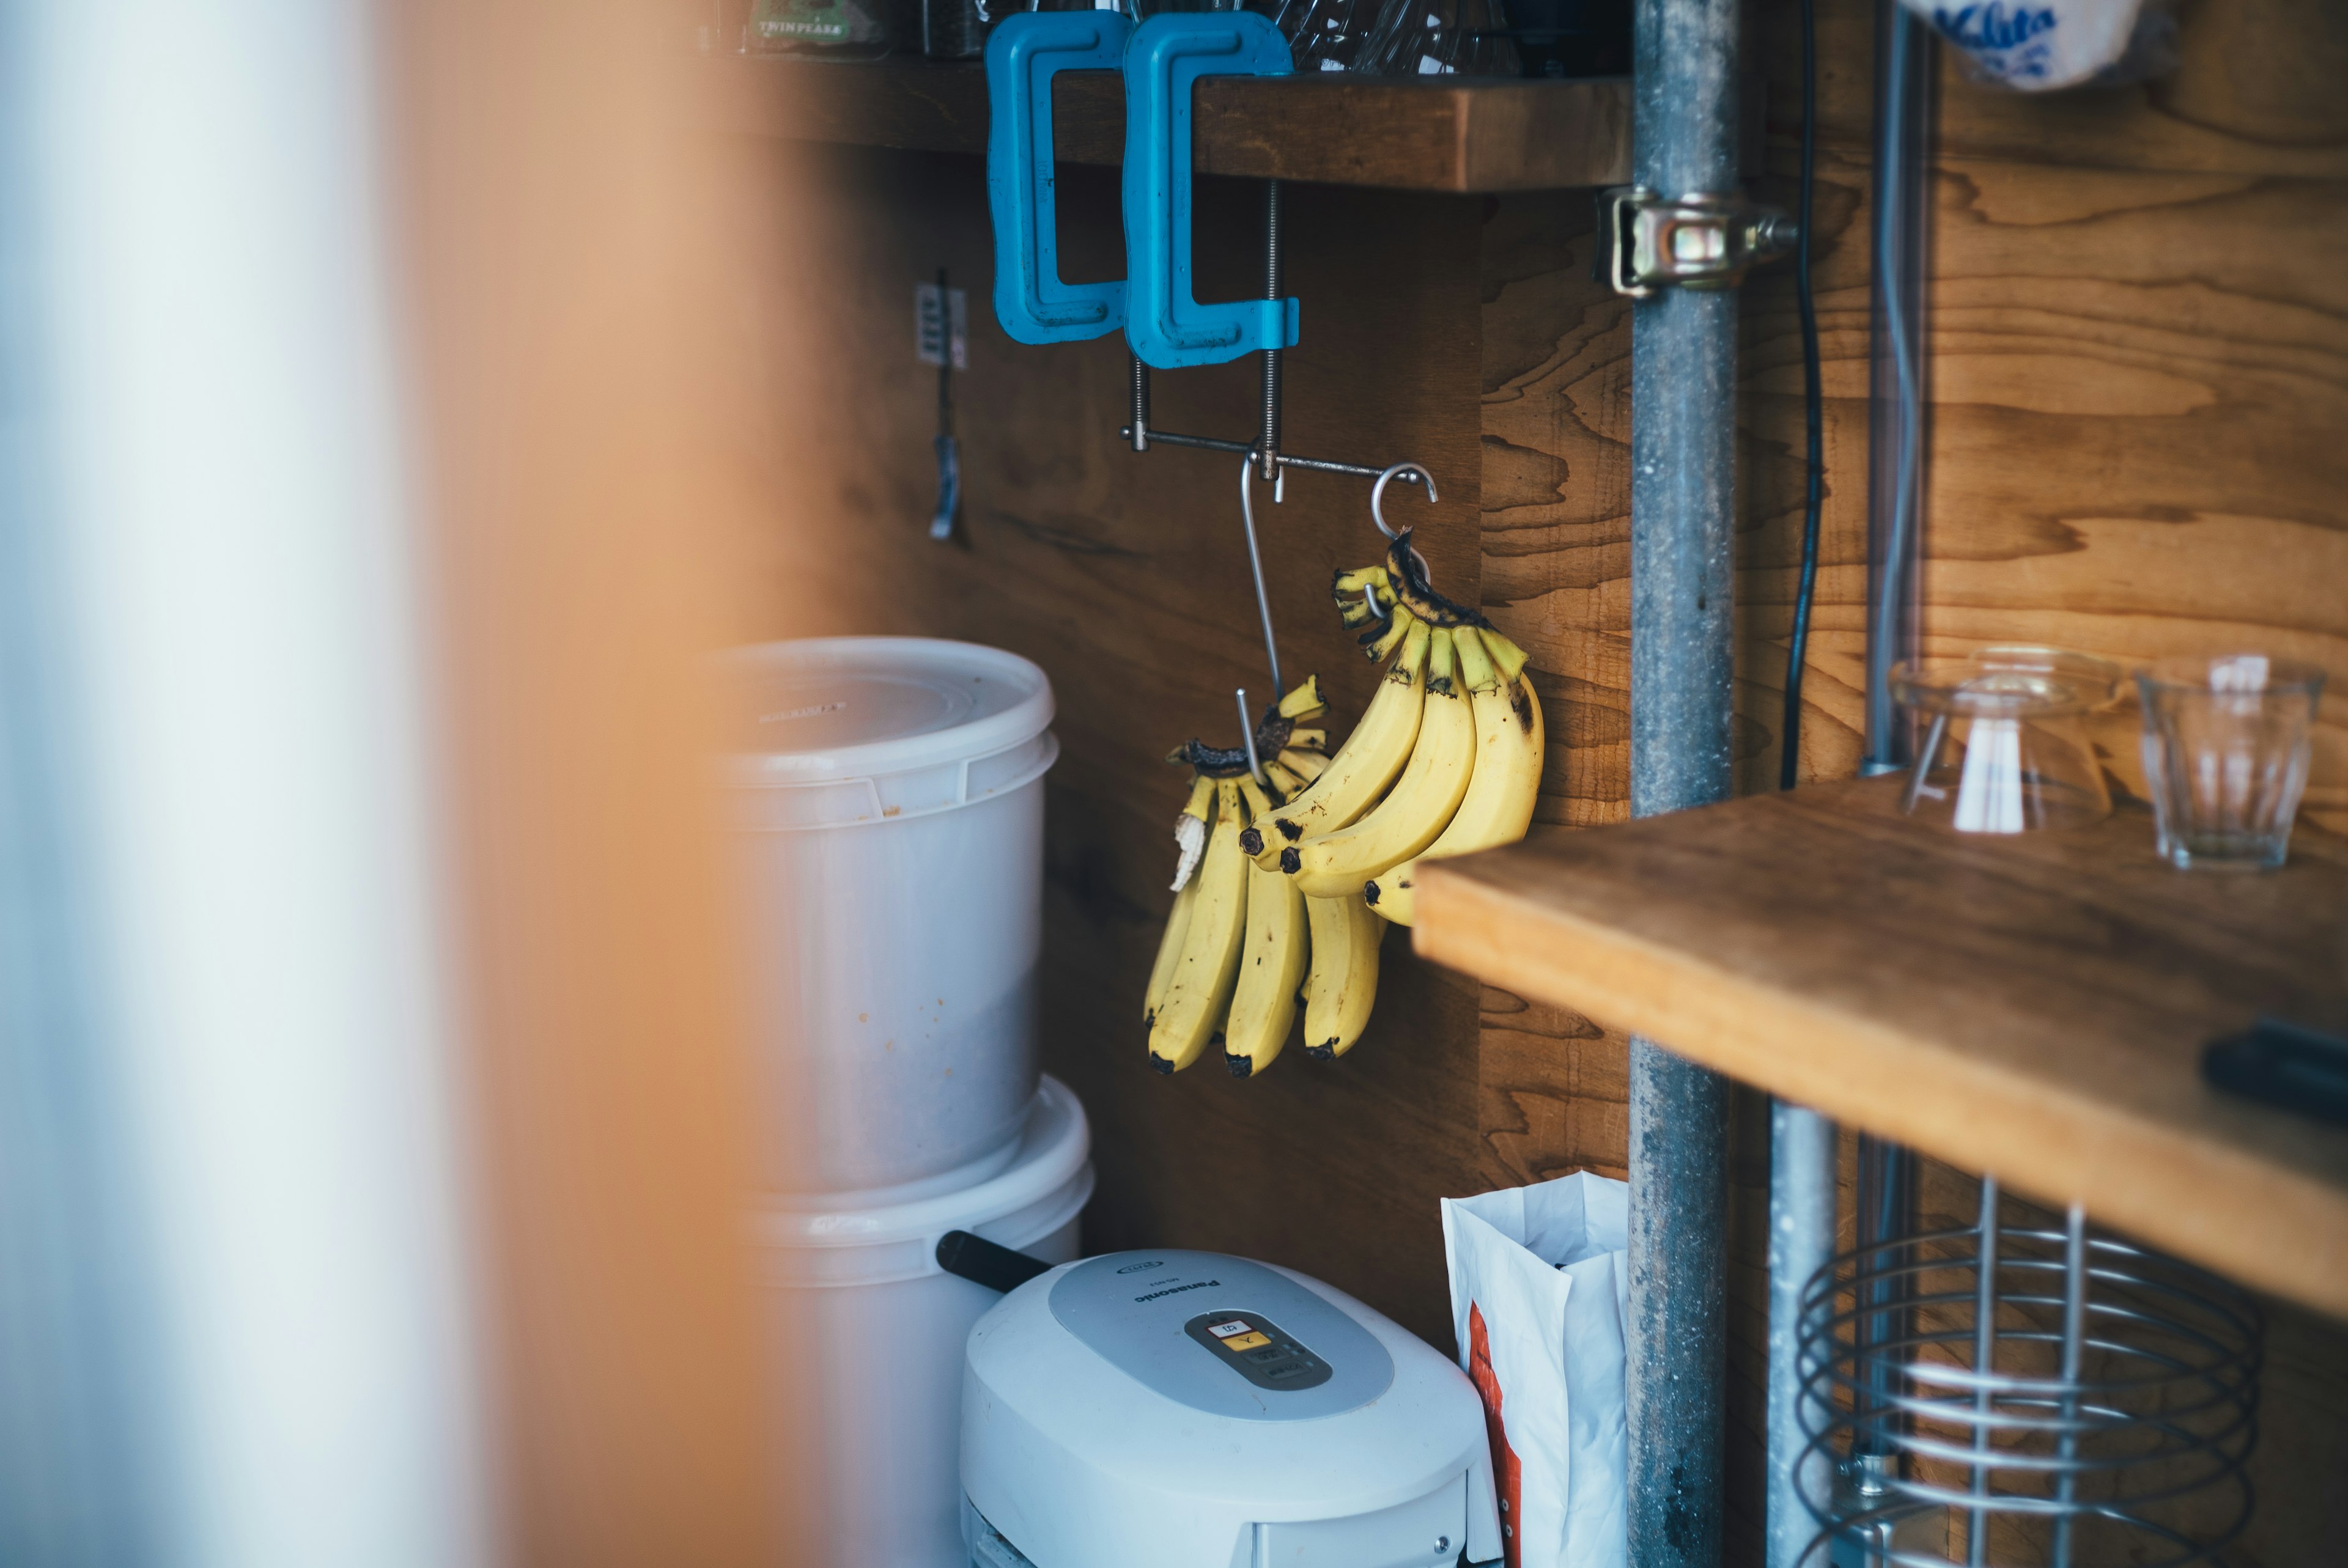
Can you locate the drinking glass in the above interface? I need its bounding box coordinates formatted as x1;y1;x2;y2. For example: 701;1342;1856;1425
1889;647;2121;834
2137;653;2327;871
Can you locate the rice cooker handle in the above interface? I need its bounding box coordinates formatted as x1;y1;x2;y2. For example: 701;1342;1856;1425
936;1229;1054;1295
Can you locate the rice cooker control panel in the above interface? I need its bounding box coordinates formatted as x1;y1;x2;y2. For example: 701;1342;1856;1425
1184;1312;1331;1391
1047;1250;1393;1421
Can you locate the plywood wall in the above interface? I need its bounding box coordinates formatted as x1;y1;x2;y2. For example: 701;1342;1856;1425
1741;0;2348;820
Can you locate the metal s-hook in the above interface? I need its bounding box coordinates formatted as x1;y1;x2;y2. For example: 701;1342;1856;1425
1236;455;1284;699
1369;461;1436;540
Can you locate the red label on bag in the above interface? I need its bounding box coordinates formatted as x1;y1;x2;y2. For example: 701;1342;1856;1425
1466;1302;1525;1568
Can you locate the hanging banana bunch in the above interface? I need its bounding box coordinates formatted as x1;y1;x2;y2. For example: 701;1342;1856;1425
1140;525;1545;1078
1145;679;1334;1078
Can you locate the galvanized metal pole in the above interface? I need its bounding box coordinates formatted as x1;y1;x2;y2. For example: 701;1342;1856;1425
1626;2;1740;1566
1766;1102;1837;1568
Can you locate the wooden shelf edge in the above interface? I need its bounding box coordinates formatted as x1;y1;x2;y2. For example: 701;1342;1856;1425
1413;836;2348;1324
707;56;1634;192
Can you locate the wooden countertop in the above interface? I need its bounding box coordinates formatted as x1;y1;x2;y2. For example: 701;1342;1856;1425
1412;777;2348;1319
708;56;1636;192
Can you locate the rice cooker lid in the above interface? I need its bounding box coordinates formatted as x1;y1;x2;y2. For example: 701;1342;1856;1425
1048;1251;1395;1423
722;637;1054;787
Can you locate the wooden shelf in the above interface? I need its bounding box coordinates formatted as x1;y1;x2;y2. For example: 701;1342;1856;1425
1413;777;2348;1320
707;56;1633;192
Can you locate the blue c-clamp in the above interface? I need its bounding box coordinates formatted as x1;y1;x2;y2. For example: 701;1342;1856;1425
985;8;1297;367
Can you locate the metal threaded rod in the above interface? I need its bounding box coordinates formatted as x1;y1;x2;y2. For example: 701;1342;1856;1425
1258;178;1282;481
1129;355;1150;452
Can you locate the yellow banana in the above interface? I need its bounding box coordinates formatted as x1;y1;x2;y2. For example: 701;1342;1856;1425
1222;779;1309;1078
1171;770;1216;891
1358;605;1415;662
1278;747;1328;782
1143;874;1200;1028
1244;617;1430;858
1302;891;1384;1059
1148;780;1250;1073
1480;628;1530;685
1282;627;1478;899
1287;727;1328;754
1277;677;1327;720
1365;628;1544;926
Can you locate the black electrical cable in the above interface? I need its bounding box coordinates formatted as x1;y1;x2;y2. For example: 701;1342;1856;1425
1779;0;1825;791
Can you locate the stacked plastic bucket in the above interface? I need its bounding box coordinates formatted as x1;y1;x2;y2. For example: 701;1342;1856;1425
725;638;1091;1566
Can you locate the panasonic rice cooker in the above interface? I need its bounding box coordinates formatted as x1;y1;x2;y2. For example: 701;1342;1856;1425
958;1248;1503;1568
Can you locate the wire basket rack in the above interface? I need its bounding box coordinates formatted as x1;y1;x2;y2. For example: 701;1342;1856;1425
1796;1176;2264;1567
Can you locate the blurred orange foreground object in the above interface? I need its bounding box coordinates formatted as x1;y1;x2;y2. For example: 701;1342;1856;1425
393;2;814;1564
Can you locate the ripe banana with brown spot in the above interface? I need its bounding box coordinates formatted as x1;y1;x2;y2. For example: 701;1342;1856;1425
1357;606;1414;661
1242;618;1430;858
1332;566;1394;629
1277;747;1327;783
1146;780;1249;1073
1302;891;1383;1059
1222;779;1309;1078
1143;874;1198;1029
1365;627;1544;926
1280;627;1477;899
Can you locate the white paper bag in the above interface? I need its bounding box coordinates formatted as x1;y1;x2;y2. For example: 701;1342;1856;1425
1441;1172;1630;1568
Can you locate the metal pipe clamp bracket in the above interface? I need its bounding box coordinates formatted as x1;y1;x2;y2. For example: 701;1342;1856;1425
1598;185;1797;299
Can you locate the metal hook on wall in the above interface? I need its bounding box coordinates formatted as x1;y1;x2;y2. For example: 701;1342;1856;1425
1369;461;1436;540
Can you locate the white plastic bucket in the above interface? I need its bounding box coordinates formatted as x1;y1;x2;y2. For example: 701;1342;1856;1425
760;1076;1091;1568
725;638;1057;1193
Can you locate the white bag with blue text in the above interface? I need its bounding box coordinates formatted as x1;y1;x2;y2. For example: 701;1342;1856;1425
1896;0;2179;92
1440;1172;1629;1568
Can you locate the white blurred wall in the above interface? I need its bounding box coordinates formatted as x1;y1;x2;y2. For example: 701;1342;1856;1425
1;2;484;1565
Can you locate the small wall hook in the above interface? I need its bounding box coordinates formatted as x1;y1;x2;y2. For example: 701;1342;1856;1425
1370;461;1436;541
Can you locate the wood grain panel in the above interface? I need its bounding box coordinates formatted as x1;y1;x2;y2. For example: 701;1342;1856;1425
1474;981;1627;1188
1738;146;2348;824
1478;191;1637;826
1415;778;2348;1317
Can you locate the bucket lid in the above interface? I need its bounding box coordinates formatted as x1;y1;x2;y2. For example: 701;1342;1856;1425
758;1076;1091;1283
723;638;1054;788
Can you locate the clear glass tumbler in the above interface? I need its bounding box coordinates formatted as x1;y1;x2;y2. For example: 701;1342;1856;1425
1889;647;2121;834
2137;653;2327;871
